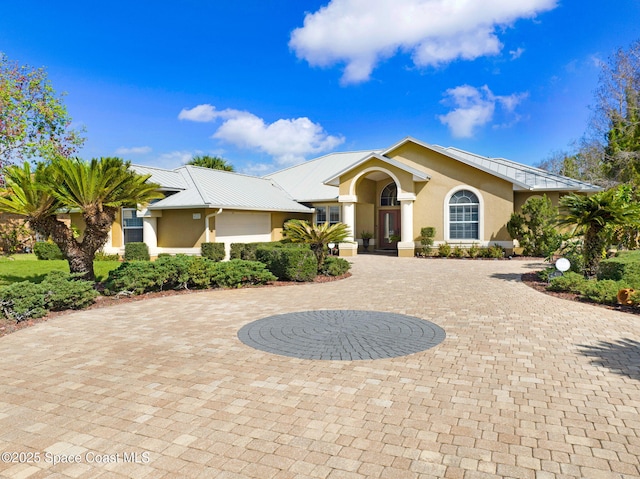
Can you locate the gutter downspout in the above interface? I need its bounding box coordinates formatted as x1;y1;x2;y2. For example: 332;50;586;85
205;208;223;243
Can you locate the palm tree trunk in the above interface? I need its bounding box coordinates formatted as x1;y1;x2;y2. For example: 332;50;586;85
584;226;605;278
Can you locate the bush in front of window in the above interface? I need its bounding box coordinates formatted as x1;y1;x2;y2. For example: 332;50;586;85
124;242;150;261
201;242;225;262
438;242;451;258
33;241;64;260
256;246;317;282
451;246;466;258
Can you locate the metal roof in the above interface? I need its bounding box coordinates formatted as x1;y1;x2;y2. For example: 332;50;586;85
265;150;382;202
131;165;312;213
436;145;602;192
266;137;601;202
130;165;187;190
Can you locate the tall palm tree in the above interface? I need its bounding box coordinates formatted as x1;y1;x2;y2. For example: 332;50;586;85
282;219;350;271
0;157;161;280
558;186;640;277
187;155;235;171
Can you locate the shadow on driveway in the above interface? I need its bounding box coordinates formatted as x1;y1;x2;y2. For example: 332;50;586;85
577;338;640;381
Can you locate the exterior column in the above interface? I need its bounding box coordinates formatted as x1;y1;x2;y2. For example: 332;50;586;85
398;199;415;257
338;200;358;257
142;217;158;256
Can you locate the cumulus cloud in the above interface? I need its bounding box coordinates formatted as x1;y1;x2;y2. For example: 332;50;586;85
290;0;557;84
438;85;527;138
509;47;525;60
179;104;344;166
115;146;152;155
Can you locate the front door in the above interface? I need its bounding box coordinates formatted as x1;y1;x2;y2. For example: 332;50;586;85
378;209;401;249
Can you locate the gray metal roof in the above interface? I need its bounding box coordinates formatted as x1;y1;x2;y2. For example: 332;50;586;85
131;165;312;213
265;150;382;202
130;165;187;190
324;153;431;186
435;145;602;192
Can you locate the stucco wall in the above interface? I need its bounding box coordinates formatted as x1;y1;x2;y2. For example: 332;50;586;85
270;212;312;241
388;142;514;242
157;208;207;248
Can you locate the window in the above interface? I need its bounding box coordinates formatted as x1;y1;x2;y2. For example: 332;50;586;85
449;190;479;240
315;205;340;225
122;208;143;243
380;183;399;206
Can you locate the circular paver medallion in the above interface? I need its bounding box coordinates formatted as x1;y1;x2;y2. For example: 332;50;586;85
237;310;446;360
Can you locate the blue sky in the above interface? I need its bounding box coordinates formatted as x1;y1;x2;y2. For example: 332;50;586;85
1;0;639;175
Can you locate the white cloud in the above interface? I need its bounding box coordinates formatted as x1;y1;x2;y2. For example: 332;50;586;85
115;146;152;155
290;0;557;84
179;104;344;166
509;47;525;60
438;85;527;138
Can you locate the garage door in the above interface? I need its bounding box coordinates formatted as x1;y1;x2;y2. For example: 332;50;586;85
215;211;271;258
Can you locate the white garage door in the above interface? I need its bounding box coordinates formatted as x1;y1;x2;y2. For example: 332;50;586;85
215;211;271;259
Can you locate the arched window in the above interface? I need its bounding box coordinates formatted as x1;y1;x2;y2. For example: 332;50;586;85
449;190;479;240
380;182;399;206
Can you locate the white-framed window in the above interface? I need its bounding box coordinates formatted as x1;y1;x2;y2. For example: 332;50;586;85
315;205;340;225
380;182;400;206
122;208;143;243
448;190;480;240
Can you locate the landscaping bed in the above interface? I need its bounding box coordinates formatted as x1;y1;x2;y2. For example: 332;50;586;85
521;271;640;315
0;270;351;338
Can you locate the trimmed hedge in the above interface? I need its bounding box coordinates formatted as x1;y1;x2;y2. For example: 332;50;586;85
124;242;150;261
103;257;275;295
256;246;317;282
230;241;309;261
0;271;97;322
33;242;64;260
201;242;225;262
597;253;640;287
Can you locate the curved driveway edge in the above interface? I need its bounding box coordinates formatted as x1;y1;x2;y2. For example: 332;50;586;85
0;256;639;479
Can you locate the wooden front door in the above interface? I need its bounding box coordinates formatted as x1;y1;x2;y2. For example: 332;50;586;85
378;209;401;249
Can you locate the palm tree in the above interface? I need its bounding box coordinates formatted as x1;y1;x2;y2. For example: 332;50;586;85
187;155;234;171
0;157;161;280
558;186;640;277
282;219;351;271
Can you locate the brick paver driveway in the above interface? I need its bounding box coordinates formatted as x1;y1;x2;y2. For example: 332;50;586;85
1;256;639;479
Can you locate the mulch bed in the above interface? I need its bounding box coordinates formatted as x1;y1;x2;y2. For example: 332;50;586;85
0;272;351;338
521;271;640;316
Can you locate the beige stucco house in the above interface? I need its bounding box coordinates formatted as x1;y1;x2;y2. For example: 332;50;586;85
103;137;601;258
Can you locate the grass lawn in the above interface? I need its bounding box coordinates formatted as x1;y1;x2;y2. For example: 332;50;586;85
0;254;120;286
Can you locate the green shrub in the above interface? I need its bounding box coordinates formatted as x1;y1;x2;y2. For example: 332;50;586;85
597;255;640;288
257;246;317;281
0;281;48;321
34;242;64;260
547;272;588;293
40;271;98;311
451;246;466;258
467;243;481;258
103;261;162;295
94;251;120;261
537;267;556;282
154;255;194;289
157;253;172;258
209;260;276;288
229;243;247;260
506;195;562;257
320;257;351;276
579;279;627;305
487;244;505;259
438;242;451;258
124;242;150;261
201;242;225;262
